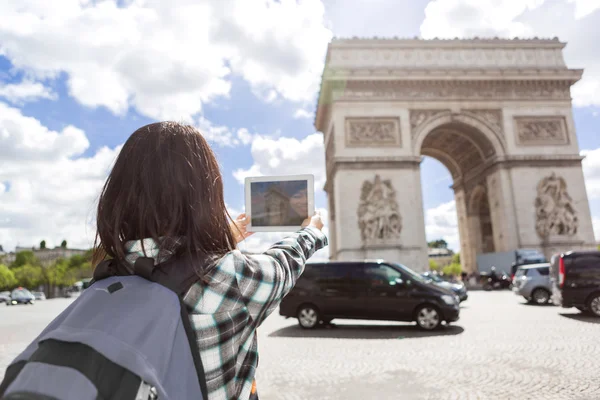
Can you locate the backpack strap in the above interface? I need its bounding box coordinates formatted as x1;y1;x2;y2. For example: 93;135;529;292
133;257;154;281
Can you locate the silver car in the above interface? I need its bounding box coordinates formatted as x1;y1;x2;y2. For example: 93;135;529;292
512;263;552;305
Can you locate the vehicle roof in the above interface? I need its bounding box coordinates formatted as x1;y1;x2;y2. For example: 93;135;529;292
518;263;550;269
561;250;600;258
307;259;388;265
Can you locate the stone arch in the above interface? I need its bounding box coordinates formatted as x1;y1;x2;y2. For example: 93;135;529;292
412;111;506;159
468;184;488;215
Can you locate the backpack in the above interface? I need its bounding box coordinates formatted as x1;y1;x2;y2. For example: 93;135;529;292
0;256;208;400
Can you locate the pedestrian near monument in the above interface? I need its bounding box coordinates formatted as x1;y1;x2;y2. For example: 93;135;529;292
0;122;327;400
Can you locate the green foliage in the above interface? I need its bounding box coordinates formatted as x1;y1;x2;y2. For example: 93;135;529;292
10;251;39;269
40;240;46;249
7;251;93;294
452;253;461;264
12;264;43;289
428;259;440;271
0;264;16;290
443;262;462;277
428;239;448;249
61;240;67;248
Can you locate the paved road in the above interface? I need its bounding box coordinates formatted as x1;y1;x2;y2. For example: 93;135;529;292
2;292;600;399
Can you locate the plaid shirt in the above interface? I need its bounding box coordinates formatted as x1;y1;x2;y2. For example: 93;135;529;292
123;227;328;400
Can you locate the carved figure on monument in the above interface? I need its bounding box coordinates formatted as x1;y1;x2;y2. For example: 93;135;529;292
345;118;400;146
515;117;568;144
357;175;402;242
409;109;449;138
535;172;578;238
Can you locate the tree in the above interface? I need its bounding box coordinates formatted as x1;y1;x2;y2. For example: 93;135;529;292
428;239;448;249
40;240;46;249
12;264;43;289
61;240;67;249
429;259;440;271
10;251;39;269
443;262;462;277
0;264;16;290
452;253;461;264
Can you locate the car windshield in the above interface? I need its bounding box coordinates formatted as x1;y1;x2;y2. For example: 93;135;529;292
12;288;33;297
392;263;427;283
422;273;443;283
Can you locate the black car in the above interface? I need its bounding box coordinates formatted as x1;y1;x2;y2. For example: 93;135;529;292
6;288;35;306
422;272;468;302
550;250;600;316
280;260;460;330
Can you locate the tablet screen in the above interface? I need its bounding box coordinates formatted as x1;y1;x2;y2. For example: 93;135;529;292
250;179;308;227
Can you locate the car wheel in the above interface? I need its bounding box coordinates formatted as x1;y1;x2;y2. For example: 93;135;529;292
415;305;441;330
297;304;320;329
532;288;550;305
586;294;600;317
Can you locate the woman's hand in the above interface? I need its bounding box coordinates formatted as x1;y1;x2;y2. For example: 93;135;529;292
301;211;324;231
231;213;254;244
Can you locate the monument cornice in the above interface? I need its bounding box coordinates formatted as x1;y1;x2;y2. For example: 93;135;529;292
452;154;585;191
322;68;583;81
323;156;422;193
328;37;566;49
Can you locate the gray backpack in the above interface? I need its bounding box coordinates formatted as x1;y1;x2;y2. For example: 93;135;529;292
0;256;208;400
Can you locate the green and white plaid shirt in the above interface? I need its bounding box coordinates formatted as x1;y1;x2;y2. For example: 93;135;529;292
123;227;328;400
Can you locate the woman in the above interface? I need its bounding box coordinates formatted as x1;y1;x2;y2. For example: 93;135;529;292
93;122;327;400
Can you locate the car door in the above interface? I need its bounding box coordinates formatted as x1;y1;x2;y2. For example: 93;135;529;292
352;263;409;320
568;254;600;303
313;263;354;318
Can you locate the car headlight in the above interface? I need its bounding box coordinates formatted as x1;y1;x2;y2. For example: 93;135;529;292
441;294;456;305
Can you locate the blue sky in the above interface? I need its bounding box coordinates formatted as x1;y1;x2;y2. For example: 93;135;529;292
0;0;599;257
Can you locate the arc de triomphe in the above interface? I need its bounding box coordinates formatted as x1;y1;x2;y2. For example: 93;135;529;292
315;38;596;273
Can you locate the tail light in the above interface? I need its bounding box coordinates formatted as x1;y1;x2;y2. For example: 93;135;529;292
558;257;565;288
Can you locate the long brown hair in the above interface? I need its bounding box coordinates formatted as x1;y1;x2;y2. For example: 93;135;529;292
92;122;236;270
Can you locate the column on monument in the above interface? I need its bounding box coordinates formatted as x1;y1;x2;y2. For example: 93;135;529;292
507;165;596;258
454;188;476;274
485;168;519;252
333;165;428;270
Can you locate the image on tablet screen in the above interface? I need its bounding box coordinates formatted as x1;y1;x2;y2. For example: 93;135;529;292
250;180;308;227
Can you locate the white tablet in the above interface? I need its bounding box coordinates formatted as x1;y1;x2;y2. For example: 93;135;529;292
245;174;315;232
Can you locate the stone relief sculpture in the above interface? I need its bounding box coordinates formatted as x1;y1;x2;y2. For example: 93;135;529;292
535;172;578;238
409;109;449;139
357;175;402;242
515;117;568;145
464;109;503;134
345;118;400;146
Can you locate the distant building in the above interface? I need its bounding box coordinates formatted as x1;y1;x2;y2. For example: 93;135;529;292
2;245;88;266
428;247;454;268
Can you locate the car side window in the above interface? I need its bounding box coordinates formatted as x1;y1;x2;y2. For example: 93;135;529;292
574;255;600;270
536;267;550;276
362;264;403;285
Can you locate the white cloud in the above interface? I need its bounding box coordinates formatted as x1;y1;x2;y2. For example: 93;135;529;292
424;200;460;252
568;0;600;19
233;133;326;190
420;0;600;107
0;0;332;121
0;80;56;104
0;101;120;252
293;109;314;119
195;117;258;148
582;147;600;200
593;218;600;243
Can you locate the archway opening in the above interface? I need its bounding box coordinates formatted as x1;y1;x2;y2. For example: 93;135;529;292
418;119;501;275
